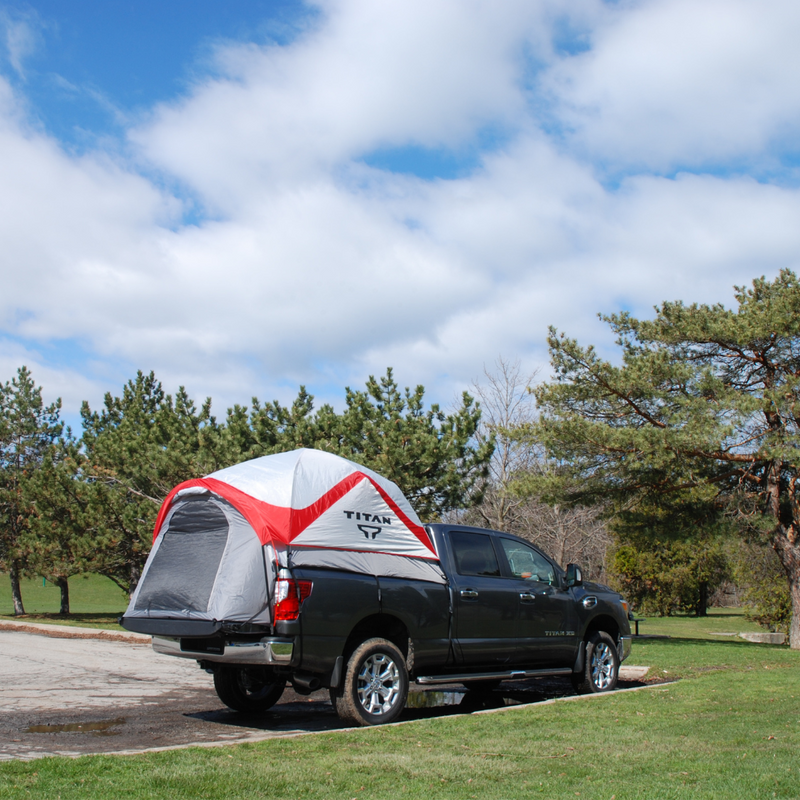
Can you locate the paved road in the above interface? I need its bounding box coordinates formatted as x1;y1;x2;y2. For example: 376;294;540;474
2;630;209;712
0;625;649;761
0;626;354;761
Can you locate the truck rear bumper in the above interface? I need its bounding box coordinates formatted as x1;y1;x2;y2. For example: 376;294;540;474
152;636;294;666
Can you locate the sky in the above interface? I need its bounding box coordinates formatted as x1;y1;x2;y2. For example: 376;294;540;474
1;0;799;428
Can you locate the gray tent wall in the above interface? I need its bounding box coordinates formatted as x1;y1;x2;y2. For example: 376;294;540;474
126;492;273;624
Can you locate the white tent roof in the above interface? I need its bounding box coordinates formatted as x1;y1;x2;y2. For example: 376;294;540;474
153;448;436;560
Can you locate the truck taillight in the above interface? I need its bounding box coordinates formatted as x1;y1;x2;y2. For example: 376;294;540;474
273;579;313;621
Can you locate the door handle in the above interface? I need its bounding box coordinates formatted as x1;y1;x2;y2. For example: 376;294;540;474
519;592;536;602
460;589;479;599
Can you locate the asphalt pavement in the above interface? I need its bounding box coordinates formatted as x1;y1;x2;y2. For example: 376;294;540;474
0;622;650;762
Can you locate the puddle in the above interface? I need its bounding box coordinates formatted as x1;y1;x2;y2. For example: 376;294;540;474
405;690;532;711
406;691;466;708
26;717;126;736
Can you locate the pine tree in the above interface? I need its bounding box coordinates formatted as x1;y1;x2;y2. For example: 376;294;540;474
22;438;95;614
80;371;221;596
520;270;800;648
0;367;64;615
323;369;492;519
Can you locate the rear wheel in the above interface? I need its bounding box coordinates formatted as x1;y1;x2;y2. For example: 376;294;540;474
214;666;285;712
572;631;619;694
331;638;409;726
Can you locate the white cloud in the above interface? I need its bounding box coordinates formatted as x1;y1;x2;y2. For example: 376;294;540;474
1;0;800;420
0;82;182;343
129;0;556;214
548;0;800;169
357;163;800;391
1;10;40;78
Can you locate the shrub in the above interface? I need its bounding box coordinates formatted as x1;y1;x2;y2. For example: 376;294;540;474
610;537;728;617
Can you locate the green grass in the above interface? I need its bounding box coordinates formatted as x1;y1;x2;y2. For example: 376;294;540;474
634;607;767;640
0;573;128;628
1;615;798;798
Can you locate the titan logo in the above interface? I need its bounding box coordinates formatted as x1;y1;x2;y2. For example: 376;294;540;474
343;510;393;539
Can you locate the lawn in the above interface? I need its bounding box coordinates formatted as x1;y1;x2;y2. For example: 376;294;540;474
0;613;797;799
634;607;770;639
0;573;128;628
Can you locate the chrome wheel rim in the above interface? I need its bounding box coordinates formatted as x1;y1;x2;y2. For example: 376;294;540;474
590;642;615;689
356;653;401;715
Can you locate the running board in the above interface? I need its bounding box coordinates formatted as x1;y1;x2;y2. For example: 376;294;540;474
415;667;573;685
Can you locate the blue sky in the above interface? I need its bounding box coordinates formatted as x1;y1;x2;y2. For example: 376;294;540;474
1;0;799;428
2;2;311;148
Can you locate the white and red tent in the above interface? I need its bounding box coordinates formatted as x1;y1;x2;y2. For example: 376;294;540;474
125;449;444;625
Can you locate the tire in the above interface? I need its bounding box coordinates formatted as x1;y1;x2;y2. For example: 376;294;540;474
331;638;409;726
213;666;286;713
572;631;620;694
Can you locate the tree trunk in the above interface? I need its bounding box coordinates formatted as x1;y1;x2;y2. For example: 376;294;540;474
129;560;142;600
696;582;709;617
9;560;25;616
773;526;800;649
56;576;70;615
789;577;800;651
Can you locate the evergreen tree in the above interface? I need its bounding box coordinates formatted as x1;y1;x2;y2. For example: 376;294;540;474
224;370;492;520
322;369;492;519
219;387;317;463
80;371;221;595
610;530;729;617
519;270;800;648
21;438;95;614
0;367;64;615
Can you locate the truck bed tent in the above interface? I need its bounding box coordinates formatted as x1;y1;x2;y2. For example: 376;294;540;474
124;449;445;627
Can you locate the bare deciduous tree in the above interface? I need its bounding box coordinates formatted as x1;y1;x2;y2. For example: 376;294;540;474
455;357;611;581
470;357;540;532
513;500;609;581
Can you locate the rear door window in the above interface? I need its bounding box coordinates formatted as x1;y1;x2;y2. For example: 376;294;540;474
450;531;501;577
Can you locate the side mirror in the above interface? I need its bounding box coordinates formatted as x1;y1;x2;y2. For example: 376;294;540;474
565;563;583;588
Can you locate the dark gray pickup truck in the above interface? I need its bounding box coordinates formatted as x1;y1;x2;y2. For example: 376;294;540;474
123;522;631;726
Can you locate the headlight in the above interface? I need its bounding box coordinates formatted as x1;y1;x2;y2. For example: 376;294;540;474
619;599;629;615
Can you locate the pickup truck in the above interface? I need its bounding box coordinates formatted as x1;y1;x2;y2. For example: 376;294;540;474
123;514;632;726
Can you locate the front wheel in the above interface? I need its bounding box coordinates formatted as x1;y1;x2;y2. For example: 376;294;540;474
331;638;409;726
572;631;619;694
214;666;286;712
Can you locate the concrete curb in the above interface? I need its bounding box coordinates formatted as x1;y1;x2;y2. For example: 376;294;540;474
0;619;150;644
619;665;649;680
738;631;786;645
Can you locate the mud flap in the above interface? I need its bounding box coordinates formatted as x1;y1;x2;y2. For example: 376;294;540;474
329;655;344;688
572;641;586;674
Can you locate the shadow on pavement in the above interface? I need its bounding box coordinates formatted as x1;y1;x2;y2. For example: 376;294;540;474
187;676;647;732
4;677;649;761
